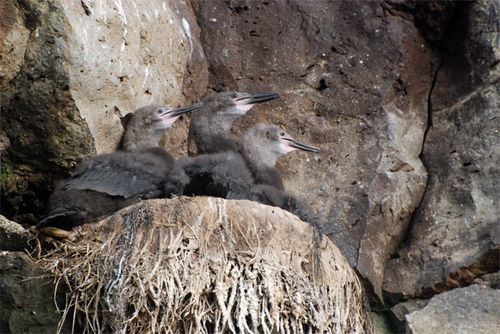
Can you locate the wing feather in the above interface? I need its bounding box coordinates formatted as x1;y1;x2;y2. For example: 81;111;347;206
61;150;173;198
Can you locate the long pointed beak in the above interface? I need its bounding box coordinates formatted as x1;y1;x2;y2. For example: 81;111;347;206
281;136;320;153
235;92;279;105
160;102;202;118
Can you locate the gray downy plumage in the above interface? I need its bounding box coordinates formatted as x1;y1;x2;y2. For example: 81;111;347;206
240;124;320;223
39;103;200;230
182;91;278;199
241;124;319;189
189;91;279;154
180;151;255;199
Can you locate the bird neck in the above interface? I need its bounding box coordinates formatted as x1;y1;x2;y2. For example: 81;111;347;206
120;127;164;151
192;112;238;154
241;143;279;171
241;143;285;189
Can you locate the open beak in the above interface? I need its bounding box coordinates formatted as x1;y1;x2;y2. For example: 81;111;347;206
160;102;202;118
281;136;320;153
234;92;280;105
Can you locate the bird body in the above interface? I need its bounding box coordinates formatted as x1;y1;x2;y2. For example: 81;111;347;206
181;151;254;199
59;148;175;198
249;165;285;190
189;91;279;155
38;190;137;230
251;184;317;224
240;124;320;223
183;91;279;199
39;104;199;230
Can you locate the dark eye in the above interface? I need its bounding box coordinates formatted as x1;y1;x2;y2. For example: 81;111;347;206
232;93;238;98
280;131;285;136
156;108;164;114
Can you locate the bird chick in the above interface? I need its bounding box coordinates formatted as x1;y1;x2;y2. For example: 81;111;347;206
241;124;319;189
189;91;279;154
39;103;200;230
240;124;320;224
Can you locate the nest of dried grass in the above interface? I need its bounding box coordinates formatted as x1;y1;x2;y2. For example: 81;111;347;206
38;197;372;334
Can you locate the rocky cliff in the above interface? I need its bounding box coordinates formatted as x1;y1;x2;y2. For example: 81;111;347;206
1;0;499;333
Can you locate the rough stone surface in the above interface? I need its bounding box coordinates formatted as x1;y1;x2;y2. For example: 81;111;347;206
193;0;431;299
0;215;30;252
0;0;208;223
474;271;500;289
0;251;70;334
389;299;429;333
371;312;392;334
406;285;500;334
0;0;498;322
384;0;500;299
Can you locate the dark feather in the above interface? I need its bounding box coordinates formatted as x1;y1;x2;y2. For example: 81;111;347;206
251;184;318;224
41;148;188;229
248;166;285;190
181;152;254;199
60;148;175;198
39;190;137;230
193;134;239;155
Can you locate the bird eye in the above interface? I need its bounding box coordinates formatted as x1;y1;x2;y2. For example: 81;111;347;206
232;93;238;99
156;108;164;114
280;131;285;136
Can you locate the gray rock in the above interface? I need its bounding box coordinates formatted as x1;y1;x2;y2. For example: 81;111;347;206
0;251;71;333
371;312;392;334
406;285;500;334
0;0;208;223
194;0;432;300
390;299;429;333
384;0;500;298
0;215;30;251
474;271;500;289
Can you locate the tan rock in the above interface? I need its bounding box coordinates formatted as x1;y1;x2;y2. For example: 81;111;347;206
59;0;203;153
1;0;208;222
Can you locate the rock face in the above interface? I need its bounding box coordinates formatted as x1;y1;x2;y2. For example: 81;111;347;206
0;251;71;334
406;285;500;334
0;215;71;333
0;0;208;222
0;215;30;252
194;0;431;300
1;1;499;331
383;0;500;299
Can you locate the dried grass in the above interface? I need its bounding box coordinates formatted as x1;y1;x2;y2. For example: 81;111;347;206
38;198;372;334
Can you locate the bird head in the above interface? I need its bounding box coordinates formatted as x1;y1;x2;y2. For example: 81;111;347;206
121;103;202;151
242;124;319;167
203;91;279;113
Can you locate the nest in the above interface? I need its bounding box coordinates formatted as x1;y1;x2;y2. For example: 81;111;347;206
38;197;372;334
